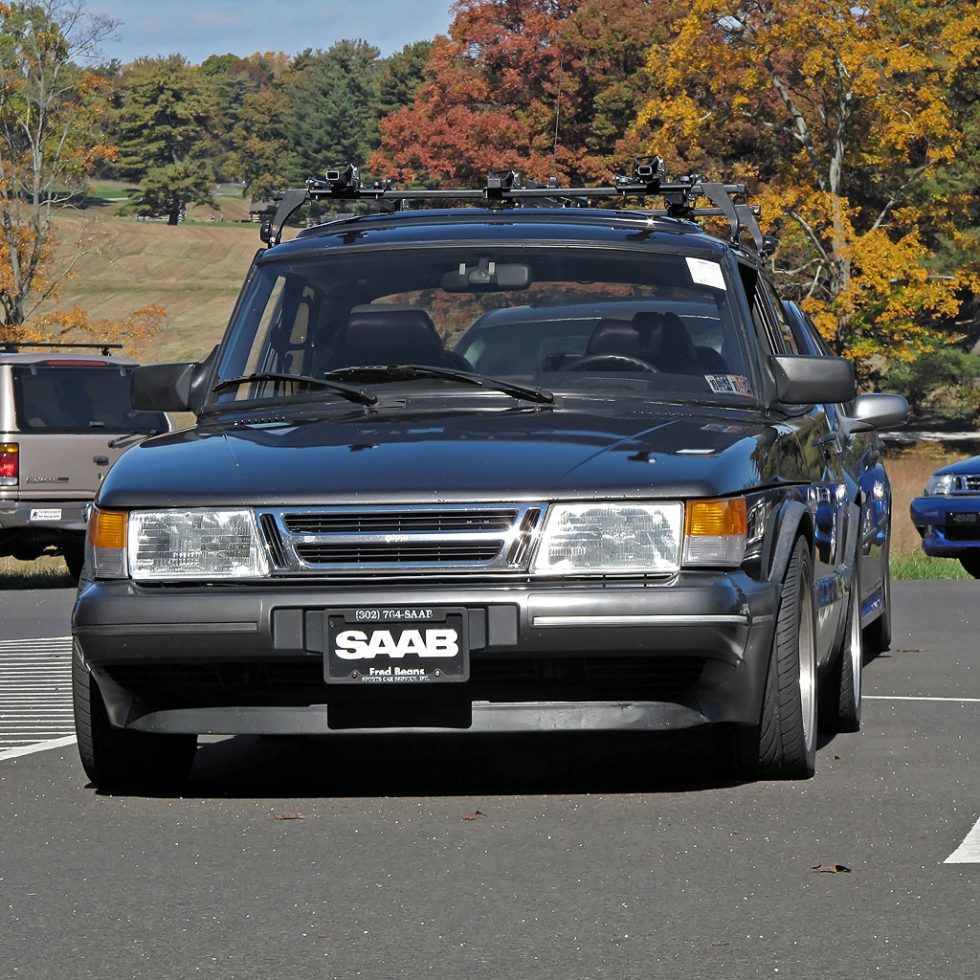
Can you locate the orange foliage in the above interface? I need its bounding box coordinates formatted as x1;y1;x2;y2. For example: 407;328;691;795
6;306;165;358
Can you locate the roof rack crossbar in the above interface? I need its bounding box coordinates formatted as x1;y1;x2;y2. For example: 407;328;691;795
259;159;769;255
0;341;123;356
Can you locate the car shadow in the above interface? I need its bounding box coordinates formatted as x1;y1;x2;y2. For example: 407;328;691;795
139;729;751;800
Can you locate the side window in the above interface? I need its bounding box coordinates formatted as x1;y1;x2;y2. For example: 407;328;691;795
738;262;791;355
760;280;800;354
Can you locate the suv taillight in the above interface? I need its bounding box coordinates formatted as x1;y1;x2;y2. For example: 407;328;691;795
0;443;18;486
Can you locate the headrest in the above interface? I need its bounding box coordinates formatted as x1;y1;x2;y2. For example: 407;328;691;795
585;318;644;357
329;307;448;369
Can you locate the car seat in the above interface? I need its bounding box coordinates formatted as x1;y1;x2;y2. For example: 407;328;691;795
630;312;701;374
326;307;458;370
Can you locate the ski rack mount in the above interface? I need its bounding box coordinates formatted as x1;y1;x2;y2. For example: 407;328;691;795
259;156;770;256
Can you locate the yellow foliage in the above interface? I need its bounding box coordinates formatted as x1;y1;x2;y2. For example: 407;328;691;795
7;306;165;358
634;0;971;369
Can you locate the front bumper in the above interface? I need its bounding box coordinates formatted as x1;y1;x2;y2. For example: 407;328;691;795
909;496;980;557
72;572;779;736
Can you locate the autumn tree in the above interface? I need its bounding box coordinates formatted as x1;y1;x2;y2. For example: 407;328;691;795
634;0;980;364
0;0;116;334
228;84;289;201
371;0;674;186
111;55;217;224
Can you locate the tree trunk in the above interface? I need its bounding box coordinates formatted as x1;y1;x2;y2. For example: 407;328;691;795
167;208;180;226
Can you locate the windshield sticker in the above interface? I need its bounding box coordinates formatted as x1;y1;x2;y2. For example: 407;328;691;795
705;374;751;396
686;257;727;291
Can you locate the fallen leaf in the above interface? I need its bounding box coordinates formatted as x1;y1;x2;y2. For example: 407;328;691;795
275;813;310;821
811;863;851;874
461;810;485;821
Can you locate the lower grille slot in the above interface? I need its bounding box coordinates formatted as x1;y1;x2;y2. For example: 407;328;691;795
103;656;705;709
943;524;980;541
295;542;502;564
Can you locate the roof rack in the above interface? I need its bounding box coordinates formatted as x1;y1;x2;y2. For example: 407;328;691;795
259;156;771;256
0;341;123;356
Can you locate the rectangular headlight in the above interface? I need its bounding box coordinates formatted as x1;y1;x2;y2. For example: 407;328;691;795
129;509;269;581
532;502;682;574
926;474;955;495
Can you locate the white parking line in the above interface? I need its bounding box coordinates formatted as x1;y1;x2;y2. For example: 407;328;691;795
0;636;74;751
946;818;980;864
863;696;980;703
0;735;76;762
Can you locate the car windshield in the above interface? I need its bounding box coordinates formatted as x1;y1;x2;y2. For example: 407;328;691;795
12;363;167;433
213;245;755;406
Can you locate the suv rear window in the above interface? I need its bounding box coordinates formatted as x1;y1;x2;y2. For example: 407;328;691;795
12;363;166;433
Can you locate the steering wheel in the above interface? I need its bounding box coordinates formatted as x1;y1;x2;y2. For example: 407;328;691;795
570;353;659;373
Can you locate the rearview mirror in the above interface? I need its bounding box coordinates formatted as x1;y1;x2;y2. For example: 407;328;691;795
441;259;531;292
841;393;909;433
771;355;856;405
131;346;218;414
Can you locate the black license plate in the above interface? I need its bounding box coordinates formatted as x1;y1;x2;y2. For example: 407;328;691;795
947;512;980;526
325;607;469;685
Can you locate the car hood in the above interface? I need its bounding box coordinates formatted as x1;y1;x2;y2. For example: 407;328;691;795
99;401;808;507
934;455;980;477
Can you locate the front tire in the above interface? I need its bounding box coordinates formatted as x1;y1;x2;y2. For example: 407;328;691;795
959;553;980;579
73;657;197;793
820;564;863;733
864;539;892;656
63;543;85;583
744;536;818;780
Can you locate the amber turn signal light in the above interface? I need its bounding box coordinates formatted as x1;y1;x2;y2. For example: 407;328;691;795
685;497;748;537
89;507;127;550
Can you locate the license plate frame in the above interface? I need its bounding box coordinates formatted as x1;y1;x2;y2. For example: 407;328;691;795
947;511;980;526
325;607;469;685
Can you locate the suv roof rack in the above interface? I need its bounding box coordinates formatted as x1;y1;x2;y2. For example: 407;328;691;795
0;341;123;356
259;156;771;256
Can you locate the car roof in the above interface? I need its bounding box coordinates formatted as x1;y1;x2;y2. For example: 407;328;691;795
262;207;756;265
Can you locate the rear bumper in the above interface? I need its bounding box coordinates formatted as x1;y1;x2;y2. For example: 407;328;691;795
909;496;980;556
0;498;88;554
73;572;779;736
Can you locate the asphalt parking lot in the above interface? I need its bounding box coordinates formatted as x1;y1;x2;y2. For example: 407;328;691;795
1;581;977;979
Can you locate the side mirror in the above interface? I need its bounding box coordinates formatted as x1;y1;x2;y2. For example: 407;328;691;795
131;345;218;414
842;393;909;434
771;354;856;405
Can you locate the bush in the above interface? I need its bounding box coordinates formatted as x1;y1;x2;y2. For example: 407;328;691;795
885;347;980;421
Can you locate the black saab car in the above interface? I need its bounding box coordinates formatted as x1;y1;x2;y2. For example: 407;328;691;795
72;164;907;790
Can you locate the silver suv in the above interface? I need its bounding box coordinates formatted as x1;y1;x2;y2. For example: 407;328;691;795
0;343;167;579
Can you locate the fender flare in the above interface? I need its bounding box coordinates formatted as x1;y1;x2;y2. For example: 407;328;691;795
767;500;811;586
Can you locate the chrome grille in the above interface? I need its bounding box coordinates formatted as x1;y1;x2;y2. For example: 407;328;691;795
282;510;517;534
258;504;545;575
963;475;980;493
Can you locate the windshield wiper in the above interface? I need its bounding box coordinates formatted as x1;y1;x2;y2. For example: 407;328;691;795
325;364;554;405
211;372;377;405
108;428;164;449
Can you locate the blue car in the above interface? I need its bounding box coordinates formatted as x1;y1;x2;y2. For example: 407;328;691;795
910;456;980;577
